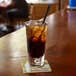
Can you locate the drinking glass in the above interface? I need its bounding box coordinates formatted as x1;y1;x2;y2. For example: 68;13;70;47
25;20;47;66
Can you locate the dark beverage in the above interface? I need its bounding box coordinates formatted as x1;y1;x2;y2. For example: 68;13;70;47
25;20;47;66
28;38;45;58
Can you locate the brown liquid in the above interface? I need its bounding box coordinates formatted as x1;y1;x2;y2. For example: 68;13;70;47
27;39;45;58
26;24;47;58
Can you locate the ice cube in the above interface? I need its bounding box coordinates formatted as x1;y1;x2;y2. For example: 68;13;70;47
31;26;39;36
32;37;38;42
41;32;46;42
41;26;47;42
34;26;44;38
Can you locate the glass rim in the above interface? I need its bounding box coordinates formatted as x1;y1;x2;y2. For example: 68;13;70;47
25;20;48;26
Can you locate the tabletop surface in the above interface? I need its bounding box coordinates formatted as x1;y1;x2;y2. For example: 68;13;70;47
0;9;76;76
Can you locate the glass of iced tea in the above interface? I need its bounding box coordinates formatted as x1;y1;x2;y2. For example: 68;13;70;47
25;20;47;66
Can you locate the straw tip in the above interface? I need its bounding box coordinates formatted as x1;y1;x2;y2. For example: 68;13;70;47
42;5;50;24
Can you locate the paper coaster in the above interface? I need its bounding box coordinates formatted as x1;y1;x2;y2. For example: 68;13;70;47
21;60;52;73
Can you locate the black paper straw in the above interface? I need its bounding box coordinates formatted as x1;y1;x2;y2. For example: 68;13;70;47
42;5;50;24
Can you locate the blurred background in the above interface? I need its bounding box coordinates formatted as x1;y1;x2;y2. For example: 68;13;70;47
0;0;69;37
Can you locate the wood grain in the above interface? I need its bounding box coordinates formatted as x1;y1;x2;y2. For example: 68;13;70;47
0;9;76;76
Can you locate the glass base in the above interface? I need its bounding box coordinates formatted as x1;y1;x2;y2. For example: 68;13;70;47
28;55;45;66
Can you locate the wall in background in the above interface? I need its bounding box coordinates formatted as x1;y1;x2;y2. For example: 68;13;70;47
60;0;69;9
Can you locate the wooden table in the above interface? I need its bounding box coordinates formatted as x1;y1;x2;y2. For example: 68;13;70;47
0;9;76;76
